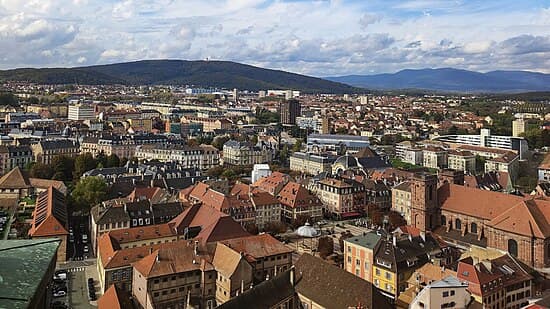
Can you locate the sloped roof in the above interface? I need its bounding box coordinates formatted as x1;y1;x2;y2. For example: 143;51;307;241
212;242;244;277
98;284;136;309
0;167;30;189
488;199;550;238
29;178;68;195
277;182;321;209
294;254;392;309
133;243;212;278
220;234;292;263
28;187;68;237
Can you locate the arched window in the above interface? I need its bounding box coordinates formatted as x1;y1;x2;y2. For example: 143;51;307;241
508;239;518;257
441;215;447;226
471;223;478;234
455;219;462;230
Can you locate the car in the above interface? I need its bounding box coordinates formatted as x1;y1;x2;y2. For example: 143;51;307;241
53;278;65;284
52;290;66;297
83;245;89;253
51;301;68;309
88;278;94;285
53;271;67;281
82;234;88;243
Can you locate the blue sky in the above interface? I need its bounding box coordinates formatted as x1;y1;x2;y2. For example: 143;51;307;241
0;0;548;76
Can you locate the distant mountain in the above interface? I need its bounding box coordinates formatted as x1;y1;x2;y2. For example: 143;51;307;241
325;68;550;93
0;60;360;94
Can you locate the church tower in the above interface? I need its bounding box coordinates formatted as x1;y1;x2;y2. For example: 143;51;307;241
410;172;439;231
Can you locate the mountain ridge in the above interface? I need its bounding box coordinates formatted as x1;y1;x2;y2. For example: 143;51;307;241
325;68;550;93
0;60;360;94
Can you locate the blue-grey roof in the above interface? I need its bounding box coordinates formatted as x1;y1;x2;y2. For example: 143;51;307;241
345;231;382;249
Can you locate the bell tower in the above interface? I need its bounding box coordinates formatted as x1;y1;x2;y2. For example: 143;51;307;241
410;172;439;231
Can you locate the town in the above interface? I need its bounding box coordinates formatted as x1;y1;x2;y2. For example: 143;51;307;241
0;82;549;309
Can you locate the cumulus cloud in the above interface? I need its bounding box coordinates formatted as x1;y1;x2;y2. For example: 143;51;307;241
0;0;547;74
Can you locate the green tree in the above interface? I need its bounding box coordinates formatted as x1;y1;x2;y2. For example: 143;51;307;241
317;236;334;259
0;92;18;106
206;166;224;178
106;154;121;168
292;139;303;153
74;153;97;179
51;155;75;181
96;152;108;168
212;136;230;150
30;162;54;179
71;176;108;211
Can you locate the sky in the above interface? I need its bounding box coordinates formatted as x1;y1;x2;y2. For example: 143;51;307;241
0;0;548;76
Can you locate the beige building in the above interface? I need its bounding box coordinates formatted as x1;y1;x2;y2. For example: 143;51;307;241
512;119;526;137
135;144;220;170
132;242;217;309
422;147;447;169
409;276;471;309
392;182;412;222
31;139;80;165
317;177;366;218
181;116;232;133
212;242;254;305
223;140;274;166
447;150;476;173
289;152;335;175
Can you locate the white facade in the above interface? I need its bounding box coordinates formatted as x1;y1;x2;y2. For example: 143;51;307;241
68;104;95;121
410;276;471;309
251;164;271;183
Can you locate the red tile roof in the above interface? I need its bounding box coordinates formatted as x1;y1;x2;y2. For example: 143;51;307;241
277;182;322;209
220;234;293;263
28;186;68;237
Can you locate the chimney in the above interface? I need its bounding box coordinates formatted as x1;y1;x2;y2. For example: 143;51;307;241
419;231;426;242
194;240;199;256
392;235;397;247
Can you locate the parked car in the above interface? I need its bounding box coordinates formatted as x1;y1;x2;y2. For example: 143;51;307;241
51;301;68;309
53;270;67;281
82;234;88;243
53;290;66;297
83;245;89;253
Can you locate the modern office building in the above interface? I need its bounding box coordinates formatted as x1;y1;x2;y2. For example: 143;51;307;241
307;134;370;154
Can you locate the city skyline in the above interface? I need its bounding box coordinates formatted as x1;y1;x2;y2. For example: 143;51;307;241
0;0;548;76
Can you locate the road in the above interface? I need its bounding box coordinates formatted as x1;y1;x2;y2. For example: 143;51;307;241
67;215;93;261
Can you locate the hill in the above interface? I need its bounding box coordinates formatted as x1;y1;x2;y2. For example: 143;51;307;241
0;60;360;94
325;68;550;93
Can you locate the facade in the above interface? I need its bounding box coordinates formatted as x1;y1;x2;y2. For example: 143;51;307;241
80;134;168;158
280;100;301;125
31;139;80;164
422;147;447;169
539;153;550;182
447;150;476;173
277;182;323;223
68;104;95;120
392;182;412;223
135;144;220;170
0;145;33;175
289;152;336;175
251;164;271;183
396;141;423;165
317;177;366;218
307;134;370;153
344;231;382;282
223;140;274;166
132;243;217;309
409;276;471;309
181;116;232;133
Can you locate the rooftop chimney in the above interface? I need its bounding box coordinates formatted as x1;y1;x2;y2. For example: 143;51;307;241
392;235;397;247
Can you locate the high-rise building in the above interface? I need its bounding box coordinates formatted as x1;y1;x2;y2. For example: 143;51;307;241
512;118;526;137
279;99;301;125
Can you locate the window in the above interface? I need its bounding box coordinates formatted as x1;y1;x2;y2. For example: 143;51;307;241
376;268;381;276
455;218;462;230
508;239;518;257
441;215;446;226
153;292;159;297
450;290;455;296
443;291;449;297
385;272;392;280
356;259;360;266
471;222;478;234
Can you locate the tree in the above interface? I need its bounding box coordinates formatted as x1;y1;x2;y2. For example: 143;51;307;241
0;92;18;106
292;139;303;153
206;166;224;178
338;231;354;253
51;155;75;181
212;136;230;150
30;162;54;179
71;176;108;212
96;152;108;168
317;236;334;259
106;154;121;168
264;221;288;234
74;153;97;179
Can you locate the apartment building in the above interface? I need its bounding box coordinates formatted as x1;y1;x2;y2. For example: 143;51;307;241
135;144;220;169
317;177;366;218
0;145;33;175
447;150;476;173
68;104;95;120
80;134;168;158
344;231;382;282
223;140;274;166
31;139;80;164
289;152;336;175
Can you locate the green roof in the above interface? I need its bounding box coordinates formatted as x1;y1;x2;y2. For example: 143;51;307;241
344;231;382;249
0;239;60;309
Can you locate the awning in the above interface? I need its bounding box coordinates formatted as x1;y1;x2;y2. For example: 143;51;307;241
341;212;361;218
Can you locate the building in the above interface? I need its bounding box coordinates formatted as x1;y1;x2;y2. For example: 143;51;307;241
447;149;476;173
217;268;301;309
317;177;366;218
512;118;527;137
31;139;80;164
68;104;95;120
28;187;68;262
539;153;550;182
135;144;220;170
80;134;168;158
432;128;529;159
294;253;392;309
344;231;383;282
422;146;447;169
457;255;533;308
0;239;60;309
484;151;519;181
396;141;423;165
219;234;293;283
409;276;471;309
181;116;232;133
212;241;254;305
392;182;412;222
277;182;323;223
98;284;137;309
132;242;217;309
252;172;290;196
0;145;33;175
223;140;274;166
251;164;271;183
289;152;336;175
307;134;370;154
280;99;301;125
331;147;391;175
372;232;441;302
